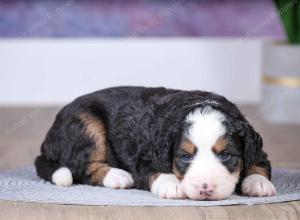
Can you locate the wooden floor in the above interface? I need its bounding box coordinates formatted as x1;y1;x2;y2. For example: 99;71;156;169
0;106;300;220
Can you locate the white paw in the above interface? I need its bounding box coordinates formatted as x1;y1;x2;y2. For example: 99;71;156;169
151;174;186;199
242;174;276;197
103;168;134;189
52;167;73;187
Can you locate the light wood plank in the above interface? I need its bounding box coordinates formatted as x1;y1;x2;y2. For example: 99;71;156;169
1;200;300;220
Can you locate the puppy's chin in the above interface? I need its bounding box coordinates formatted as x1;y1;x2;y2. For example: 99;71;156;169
181;166;239;200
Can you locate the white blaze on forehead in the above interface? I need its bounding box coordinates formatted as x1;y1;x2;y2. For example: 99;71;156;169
185;107;226;153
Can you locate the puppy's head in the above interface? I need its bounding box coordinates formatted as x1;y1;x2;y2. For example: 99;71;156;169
172;106;262;200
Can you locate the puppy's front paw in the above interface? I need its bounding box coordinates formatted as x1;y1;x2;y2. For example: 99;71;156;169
151;174;186;199
242;174;276;197
103;168;134;189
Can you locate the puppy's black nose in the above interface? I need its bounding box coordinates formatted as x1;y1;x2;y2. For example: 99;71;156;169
202;183;208;189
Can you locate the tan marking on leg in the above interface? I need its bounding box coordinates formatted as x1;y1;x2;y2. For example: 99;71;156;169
79;113;107;162
213;137;228;154
79;113;110;185
180;139;196;154
88;163;110;185
235;159;243;176
247;165;269;179
149;173;160;189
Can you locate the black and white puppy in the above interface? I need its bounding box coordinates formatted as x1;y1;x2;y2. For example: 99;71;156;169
35;86;276;200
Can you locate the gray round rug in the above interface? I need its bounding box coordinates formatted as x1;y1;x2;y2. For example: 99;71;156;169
0;167;300;206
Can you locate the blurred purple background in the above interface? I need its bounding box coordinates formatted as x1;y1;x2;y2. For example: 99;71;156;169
0;0;285;38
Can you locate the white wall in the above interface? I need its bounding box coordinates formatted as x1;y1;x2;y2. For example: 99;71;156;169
0;38;262;105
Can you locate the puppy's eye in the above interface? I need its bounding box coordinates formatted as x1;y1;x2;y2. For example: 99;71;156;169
217;151;231;161
180;154;193;163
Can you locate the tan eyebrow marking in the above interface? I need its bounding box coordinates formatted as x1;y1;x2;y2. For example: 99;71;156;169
181;139;197;155
213;137;229;154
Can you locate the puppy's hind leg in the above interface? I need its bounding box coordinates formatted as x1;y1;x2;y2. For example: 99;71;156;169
80;113;134;189
35;155;73;187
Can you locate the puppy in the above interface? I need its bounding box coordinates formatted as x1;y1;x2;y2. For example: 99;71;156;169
35;86;276;200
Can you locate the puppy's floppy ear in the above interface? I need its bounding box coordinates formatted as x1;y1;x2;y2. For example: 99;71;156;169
236;120;263;171
152;132;173;173
152;122;185;173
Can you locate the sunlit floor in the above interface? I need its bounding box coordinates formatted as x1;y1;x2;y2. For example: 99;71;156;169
0;106;299;220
